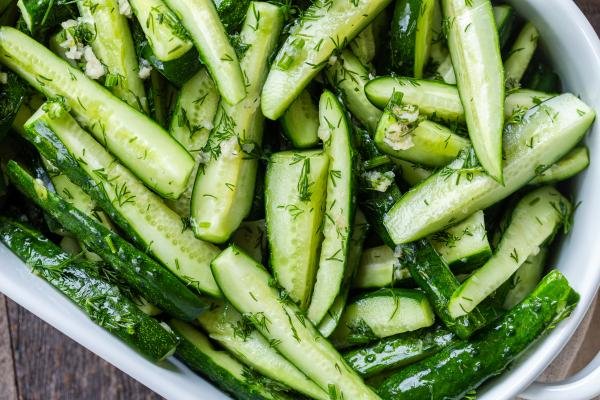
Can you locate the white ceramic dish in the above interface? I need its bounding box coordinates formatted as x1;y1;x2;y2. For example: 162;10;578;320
1;0;600;399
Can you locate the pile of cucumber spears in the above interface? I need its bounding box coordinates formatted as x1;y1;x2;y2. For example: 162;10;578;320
0;0;594;398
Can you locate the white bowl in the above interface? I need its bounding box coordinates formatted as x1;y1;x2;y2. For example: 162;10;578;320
1;0;600;399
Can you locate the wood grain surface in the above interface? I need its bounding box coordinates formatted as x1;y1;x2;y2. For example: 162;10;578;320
1;1;600;399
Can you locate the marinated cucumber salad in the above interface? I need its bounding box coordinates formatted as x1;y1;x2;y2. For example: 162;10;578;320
0;0;594;399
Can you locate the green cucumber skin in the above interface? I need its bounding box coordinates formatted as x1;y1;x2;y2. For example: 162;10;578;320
377;270;579;400
6;161;208;322
132;20;201;88
0;71;27;141
403;240;493;339
0;219;178;362
343;325;456;378
17;0;77;38
0;27;194;199
213;0;251;33
170;320;295;400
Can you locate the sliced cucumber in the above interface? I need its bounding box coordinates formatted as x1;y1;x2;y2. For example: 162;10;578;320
392;159;433;186
7;161;207;321
374;93;470;167
326;49;383;135
191;3;283;243
505;22;539;90
384;94;595;244
211;246;381;400
230;220;267;264
281;89;320;149
129;0;194;62
307;91;356;325
0;27;194;198
23;106;222;297
366;77;465;123
266;150;329;309
503;248;547;310
352;246;411;289
402;240;494;339
166;68;220;217
318;210;369;337
443;0;505;181
0;219;178;362
170;320;296;400
448;186;570;318
530;146;590;185
197;300;329;400
330;289;435;349
390;0;436;78
17;0;76;38
504;89;555;119
163;0;245;104
261;0;393;119
213;0;251;33
350;10;389;67
343;325;456;378
430;210;491;273
77;0;148;112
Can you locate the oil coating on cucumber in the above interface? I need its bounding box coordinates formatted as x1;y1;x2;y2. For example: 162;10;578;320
211;246;381;400
170;320;298;400
6;161;208;322
384;94;595;244
22;105;222;297
0;27;195;199
261;0;393;120
0;219;178;362
377;270;579;400
343;325;456;378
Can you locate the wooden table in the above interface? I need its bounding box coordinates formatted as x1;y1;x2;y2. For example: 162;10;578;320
2;1;600;399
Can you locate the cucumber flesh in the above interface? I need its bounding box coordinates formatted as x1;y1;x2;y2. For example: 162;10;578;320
352;246;411;289
374;93;470;167
330;288;435;349
430;210;491;273
23;106;222;297
230;220;267;264
211;246;381;400
503;248;547;310
163;0;246;104
191;3;284;243
326;49;383;135
166;68;220;217
266;150;329;309
197;300;329;400
393;159;433;186
504;22;539;90
318;210;369;337
261;0;393;120
0;27;194;198
448;186;570;318
504;89;555;119
307;91;356;325
443;0;505;180
384;94;595;244
530;146;589;185
170;320;296;400
281;89;320;149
